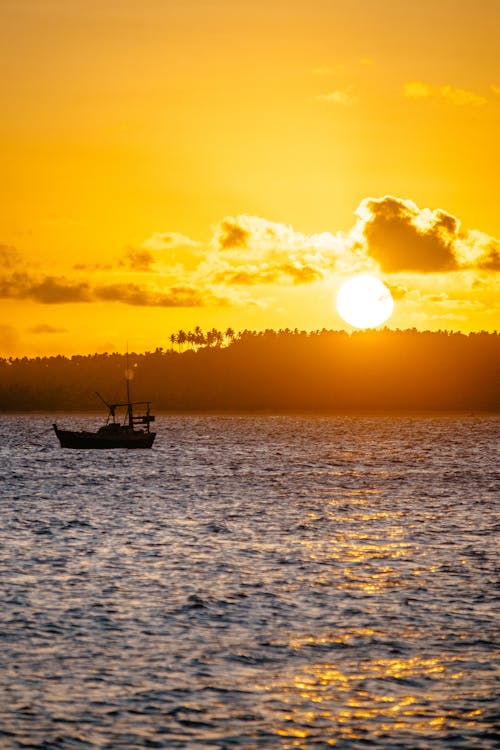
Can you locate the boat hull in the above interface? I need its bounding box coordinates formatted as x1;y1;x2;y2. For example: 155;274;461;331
53;425;156;449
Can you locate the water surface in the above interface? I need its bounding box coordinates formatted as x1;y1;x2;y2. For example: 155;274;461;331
0;415;498;748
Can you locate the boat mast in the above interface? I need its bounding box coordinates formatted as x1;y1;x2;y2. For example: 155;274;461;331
125;350;133;429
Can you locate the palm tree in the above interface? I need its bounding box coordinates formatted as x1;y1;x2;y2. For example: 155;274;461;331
194;326;205;348
206;328;217;347
225;327;235;346
207;328;223;347
177;329;187;352
169;332;176;351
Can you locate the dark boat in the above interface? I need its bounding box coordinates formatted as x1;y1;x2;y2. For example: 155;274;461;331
53;391;156;449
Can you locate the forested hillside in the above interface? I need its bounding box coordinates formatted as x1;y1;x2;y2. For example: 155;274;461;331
0;329;498;412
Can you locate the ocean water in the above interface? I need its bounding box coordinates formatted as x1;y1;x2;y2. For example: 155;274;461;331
0;415;498;749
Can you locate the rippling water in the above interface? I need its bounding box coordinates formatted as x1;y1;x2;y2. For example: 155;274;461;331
0;415;498;749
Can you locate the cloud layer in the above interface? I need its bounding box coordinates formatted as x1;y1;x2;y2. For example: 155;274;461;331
0;197;498;314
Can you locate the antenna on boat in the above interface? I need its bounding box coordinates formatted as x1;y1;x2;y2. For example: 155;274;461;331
125;348;131;403
124;345;134;428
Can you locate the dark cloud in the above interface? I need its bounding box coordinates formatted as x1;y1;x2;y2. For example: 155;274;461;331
0;270;222;307
124;249;155;272
95;283;220;307
73;262;113;271
218;220;250;249
477;244;500;271
359;196;459;272
0;272;91;303
0;244;22;270
0;271;28;298
29;324;68;334
29;277;92;303
214;262;324;286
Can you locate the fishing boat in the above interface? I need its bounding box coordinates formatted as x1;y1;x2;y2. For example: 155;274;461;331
53;389;156;449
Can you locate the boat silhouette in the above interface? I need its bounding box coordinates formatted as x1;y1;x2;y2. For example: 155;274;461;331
53;378;156;449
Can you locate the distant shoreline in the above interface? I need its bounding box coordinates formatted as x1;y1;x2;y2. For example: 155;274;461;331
1;329;498;413
2;409;498;417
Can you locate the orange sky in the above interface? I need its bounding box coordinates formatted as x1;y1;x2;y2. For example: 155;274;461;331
1;0;499;356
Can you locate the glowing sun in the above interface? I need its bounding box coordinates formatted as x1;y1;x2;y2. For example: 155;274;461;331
336;275;394;329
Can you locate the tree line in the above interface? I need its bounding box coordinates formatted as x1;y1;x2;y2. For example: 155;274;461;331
0;328;498;412
168;327;235;351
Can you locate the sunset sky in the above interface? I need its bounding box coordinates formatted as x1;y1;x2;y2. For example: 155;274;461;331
1;0;499;357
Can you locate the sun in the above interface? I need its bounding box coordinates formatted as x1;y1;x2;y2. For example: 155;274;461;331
336;274;394;329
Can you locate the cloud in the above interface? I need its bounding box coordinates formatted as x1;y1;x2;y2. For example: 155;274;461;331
213;262;325;286
317;90;357;105
29;324;68;334
73;262;113;271
385;282;410;301
353;196;500;275
355;196;459;272
212;214;344;256
2;199;497;321
216;220;251;250
312;65;336;76
403;81;487;105
0;244;22;269
124;249;155;271
403;81;432;99
477;244;500;271
440;85;487;106
94;283;217;307
30;277;93;304
142;232;201;250
0;272;93;303
0;269;224;308
205;214;348;287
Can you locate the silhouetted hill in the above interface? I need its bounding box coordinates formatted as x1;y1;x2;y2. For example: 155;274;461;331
0;329;498;412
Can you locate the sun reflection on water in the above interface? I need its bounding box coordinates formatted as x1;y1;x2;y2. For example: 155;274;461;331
251;620;497;748
262;656;481;748
258;645;495;747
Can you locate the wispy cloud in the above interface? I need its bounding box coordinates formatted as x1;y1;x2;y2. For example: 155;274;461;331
403;81;432;99
403;81;487;105
440;85;487;106
29;324;68;334
316;90;357;105
142;232;201;250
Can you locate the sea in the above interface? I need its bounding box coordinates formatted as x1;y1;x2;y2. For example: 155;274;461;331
0;415;498;749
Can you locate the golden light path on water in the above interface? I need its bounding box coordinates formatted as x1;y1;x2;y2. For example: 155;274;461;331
252;489;495;747
256;515;489;747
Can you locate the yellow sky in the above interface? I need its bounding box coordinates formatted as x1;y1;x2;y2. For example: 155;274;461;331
1;0;499;356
